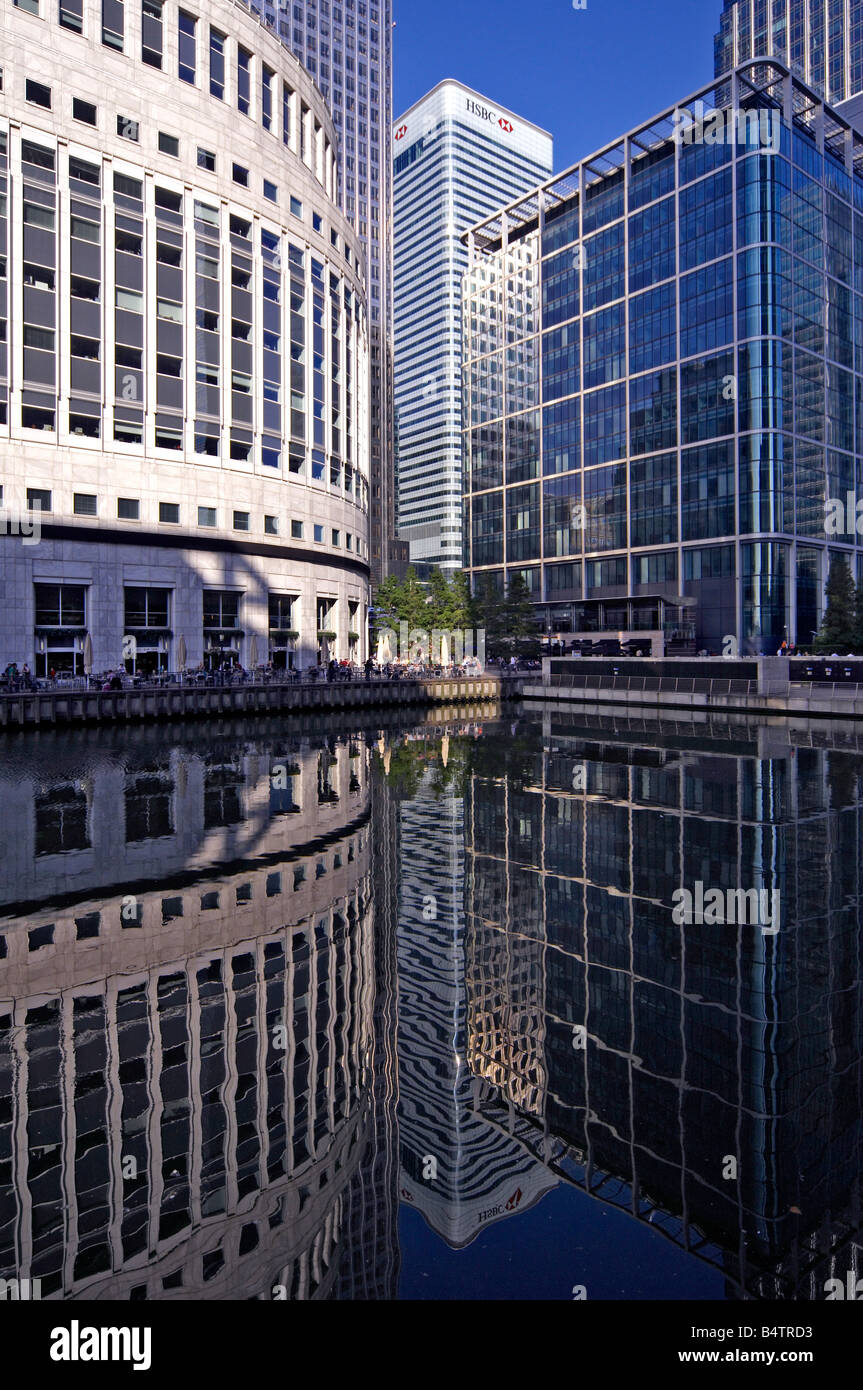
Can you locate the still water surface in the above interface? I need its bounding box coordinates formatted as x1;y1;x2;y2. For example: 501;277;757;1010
0;707;860;1300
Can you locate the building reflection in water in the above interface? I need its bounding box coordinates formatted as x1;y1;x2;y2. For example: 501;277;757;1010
0;722;392;1300
3;709;863;1301
461;713;863;1299
377;713;863;1300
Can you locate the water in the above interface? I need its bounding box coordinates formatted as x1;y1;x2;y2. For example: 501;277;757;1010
0;707;861;1301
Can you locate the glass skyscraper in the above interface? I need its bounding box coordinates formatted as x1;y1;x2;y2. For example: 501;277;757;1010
715;0;863;109
393;82;553;574
250;0;401;579
463;63;863;655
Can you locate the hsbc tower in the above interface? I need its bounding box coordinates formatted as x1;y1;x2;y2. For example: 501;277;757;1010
393;81;553;575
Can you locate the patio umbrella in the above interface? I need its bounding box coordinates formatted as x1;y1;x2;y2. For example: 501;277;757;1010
176;635;187;671
249;634;259;669
83;633;93;675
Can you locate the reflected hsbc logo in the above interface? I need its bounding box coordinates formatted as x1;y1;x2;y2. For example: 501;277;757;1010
395;124;407;141
466;98;515;134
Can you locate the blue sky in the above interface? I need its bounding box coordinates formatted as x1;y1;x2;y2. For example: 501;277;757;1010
394;0;722;171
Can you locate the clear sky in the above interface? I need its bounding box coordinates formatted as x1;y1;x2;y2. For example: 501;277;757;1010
394;0;723;172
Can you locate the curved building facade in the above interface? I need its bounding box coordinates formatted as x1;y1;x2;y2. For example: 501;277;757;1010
0;0;370;675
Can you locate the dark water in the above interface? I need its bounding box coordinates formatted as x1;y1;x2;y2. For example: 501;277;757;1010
0;707;861;1301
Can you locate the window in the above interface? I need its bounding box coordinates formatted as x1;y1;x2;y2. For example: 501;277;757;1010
209;28;225;99
14;0;40;12
70;215;99;242
178;10;196;84
233;511;249;531
23;326;54;351
69;156;99;186
73;493;97;516
198;506;216;528
158;132;179;157
70;335;99;359
291;520;304;540
101;0;124;50
28;489;52;512
118;497;140;520
314;524;324;543
72;97;97;125
332;530;340;547
117;115;140;142
261;65;274;130
26;80;52;109
237;46;251;115
197;147;215;173
264;515;278;536
142;0;163;67
23;203;55;230
263;180;278;203
156;299;182;322
155;427;181;450
290;196;303;219
313;212;323;232
159;502;180;523
116;289;143;313
232;163;249;188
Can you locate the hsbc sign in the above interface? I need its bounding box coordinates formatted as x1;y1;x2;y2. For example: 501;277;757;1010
465;98;515;134
394;124;407;141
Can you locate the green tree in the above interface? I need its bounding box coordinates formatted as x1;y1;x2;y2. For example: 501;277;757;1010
504;575;538;656
401;567;431;630
448;571;475;631
373;573;405;625
427;569;454;630
815;555;857;652
474;575;507;657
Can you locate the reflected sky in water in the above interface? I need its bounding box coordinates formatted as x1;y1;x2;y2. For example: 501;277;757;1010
0;708;861;1300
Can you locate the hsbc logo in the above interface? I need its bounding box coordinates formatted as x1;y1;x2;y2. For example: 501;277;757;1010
505;1187;523;1211
394;124;407;141
465;98;515;134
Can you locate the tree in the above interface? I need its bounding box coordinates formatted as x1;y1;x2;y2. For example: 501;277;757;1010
400;567;431;630
504;575;538;656
474;576;507;657
448;571;475;632
373;574;404;626
815;555;857;653
427;569;454;631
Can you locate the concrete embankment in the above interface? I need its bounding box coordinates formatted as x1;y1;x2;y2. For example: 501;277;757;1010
0;675;524;729
522;656;863;721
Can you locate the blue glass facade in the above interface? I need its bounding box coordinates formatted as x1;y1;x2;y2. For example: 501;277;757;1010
463;65;863;654
715;0;863;108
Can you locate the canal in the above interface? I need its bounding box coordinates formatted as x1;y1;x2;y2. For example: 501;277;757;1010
0;705;860;1301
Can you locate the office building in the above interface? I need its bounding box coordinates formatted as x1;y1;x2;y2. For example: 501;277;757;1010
393;81;553;574
251;0;404;581
715;0;863;112
0;727;376;1298
0;0;370;676
463;712;863;1299
463;62;863;654
396;757;556;1247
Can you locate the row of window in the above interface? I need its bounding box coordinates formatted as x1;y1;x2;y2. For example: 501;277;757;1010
12;0;336;196
18;77;350;252
6;488;364;552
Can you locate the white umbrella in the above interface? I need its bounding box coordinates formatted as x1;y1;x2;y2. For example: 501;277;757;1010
176;635;187;671
82;633;93;675
249;634;259;669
